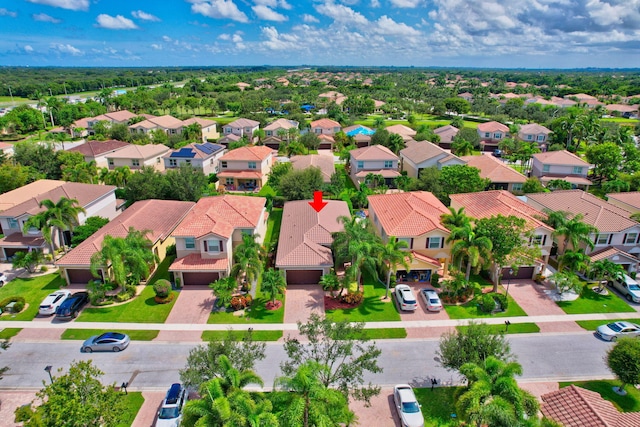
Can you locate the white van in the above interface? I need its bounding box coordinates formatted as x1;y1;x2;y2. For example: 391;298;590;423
608;274;640;303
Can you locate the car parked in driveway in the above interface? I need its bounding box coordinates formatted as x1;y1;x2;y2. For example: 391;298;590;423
55;291;89;320
420;289;442;311
155;383;188;427
39;290;72;316
595;321;640;341
395;285;418;311
0;272;8;287
82;332;130;352
608;274;640;303
393;384;424;427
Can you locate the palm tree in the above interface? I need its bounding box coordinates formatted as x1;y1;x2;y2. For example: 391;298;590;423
589;259;626;292
183;122;202;142
553;213;598;253
451;137;474;156
216;354;264;394
440;206;471;230
261;268;286;304
457;356;539;427
230;233;264;289
332;216;381;285
319;270;341;299
182;378;238;426
558;248;590;272
449;226;493;282
378;236;412;299
23;197;86;256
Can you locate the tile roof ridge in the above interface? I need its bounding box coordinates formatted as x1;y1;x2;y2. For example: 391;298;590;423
221;195;256;224
569;385;619;427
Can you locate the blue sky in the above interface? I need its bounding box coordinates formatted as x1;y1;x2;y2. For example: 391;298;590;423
1;0;639;68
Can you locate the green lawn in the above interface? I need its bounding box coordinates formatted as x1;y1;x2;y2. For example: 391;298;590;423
444;278;528;320
335;164;356;191
61;329;159;341
207;280;285;324
456;322;540;334
576;318;640;331
0;328;21;339
560;380;640;412
0;273;65;321
556;287;636;314
362;328;407;339
202;330;283;341
117;392;145;427
264;208;283;248
325;273;401;322
257;184;277;198
76;257;178;323
414;386;462;427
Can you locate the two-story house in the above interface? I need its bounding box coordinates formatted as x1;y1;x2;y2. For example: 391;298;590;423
531;150;592;190
461;154;527;193
86;110;147;135
477;121;509;151
400;141;466;178
276;200;350;284
163;143;226;176
56;199;194;286
518;123;552;151
368;191;451;282
524;190;640;273
290;154;335;184
68;139;130;168
217;145;274;191
607;192;640;214
450;190;554;280
386;124;417;141
182;117;220;142
349;145;401;189
0;180;118;261
128;115;185;137
222;118;260;139
169;195;268;285
262;118;299;149
106;144;171;172
433;125;459;149
310;118;341;135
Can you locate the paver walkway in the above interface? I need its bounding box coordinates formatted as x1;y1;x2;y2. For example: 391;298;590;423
155;286;214;342
350;388;401;427
0;391;37;427
131;391;164;427
282;285;324;341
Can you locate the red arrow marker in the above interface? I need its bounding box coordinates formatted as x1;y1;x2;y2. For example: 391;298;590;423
309;191;328;213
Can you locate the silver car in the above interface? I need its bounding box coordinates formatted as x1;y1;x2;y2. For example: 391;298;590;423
393;384;424;427
420;289;443;311
82;332;131;352
608;274;640;303
595;321;640;341
39;290;71;316
0;272;8;287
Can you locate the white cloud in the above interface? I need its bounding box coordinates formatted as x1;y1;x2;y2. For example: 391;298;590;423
232;33;243;43
302;14;319;23
218;33;231;40
188;0;249;23
96;14;139;30
254;0;291;9
252;5;288;21
51;43;83;56
26;0;88;11
32;13;61;23
132;10;161;22
151;43;162;50
375;15;421;36
370;0;381;7
24;45;34;53
0;8;17;17
315;2;368;25
162;35;172;42
389;0;421;7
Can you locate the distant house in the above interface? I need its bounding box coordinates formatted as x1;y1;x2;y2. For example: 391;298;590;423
458;92;474;102
461;154;527;193
217;133;242;146
530;150;592;189
433;125;459;149
386;124;417;141
310;118;341;135
477;121;509;151
87;110;146;135
349;145;401;189
129;115;185;136
517;123;552;151
343;124;374;148
222;118;260;139
163;142;225;176
0;142;15;158
217;145;274;191
276;200;350;284
290;154;335;183
182;117;220;142
264;118;298;138
106;144;171;172
400;141;466;177
68;139;130;168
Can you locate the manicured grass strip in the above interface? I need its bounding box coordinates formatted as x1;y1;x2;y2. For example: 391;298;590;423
576;318;640;331
444;277;528;319
264;207;283;248
208;284;285;324
0;328;22;339
76;257;178;323
456;322;540;335
202;330;283;341
325;272;401;322
414;386;462;427
0;273;65;322
560;380;640;412
61;329;159;341
557;288;636;314
117;392;144;427
257;184;277;198
362;328;407;339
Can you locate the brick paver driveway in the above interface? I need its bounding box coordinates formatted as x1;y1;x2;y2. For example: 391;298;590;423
155;285;214;342
394;283;452;339
282;285;324;341
350;388;401;427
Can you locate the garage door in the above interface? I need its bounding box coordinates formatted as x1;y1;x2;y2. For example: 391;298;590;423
502;267;535;280
66;269;96;285
286;270;323;285
183;272;220;286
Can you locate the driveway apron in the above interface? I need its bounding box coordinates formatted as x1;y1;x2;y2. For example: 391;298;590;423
282;285;325;341
394;283;452;339
155;286;214;342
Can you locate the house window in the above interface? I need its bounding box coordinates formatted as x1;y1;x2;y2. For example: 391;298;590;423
204;239;223;253
384;160;394;168
157;157;161;164
493;132;502;139
108;159;114;166
314;128;321;134
221;161;227;169
248;162;257;169
169;159;177;167
132;159;140;167
530;235;543;246
427;237;442;249
210;158;214;165
241;229;254;236
542;164;550;173
184;237;195;249
224;127;231;134
596;234;609;245
527;135;533;140
226;178;234;185
8;218;18;229
170;129;176;134
398;237;412;249
357;161;364;169
624;233;638;245
484;132;490;138
185;159;191;165
573;166;583;174
266;130;272;136
537;135;545;142
512;183;523;191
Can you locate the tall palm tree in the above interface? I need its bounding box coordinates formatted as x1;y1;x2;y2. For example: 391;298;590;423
230;233;264;289
553;213;598;253
216;354;264;394
449;225;493;281
558;248;590;272
378;236;412;299
261;268;286;304
182;378;238;426
23;197;86;255
440;206;471;230
332;216;381;285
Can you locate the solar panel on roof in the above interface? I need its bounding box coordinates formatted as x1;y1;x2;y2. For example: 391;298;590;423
170;148;196;158
196;143;223;155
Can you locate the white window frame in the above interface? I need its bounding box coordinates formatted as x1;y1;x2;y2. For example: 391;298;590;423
7;218;18;229
108;159;114;166
596;234;609;245
248;162;257;169
357;161;364;169
624;233;638;245
537;135;545;142
169;159;177;167
512;183;523;191
493;132;502;139
384;160;394;168
205;239;222;253
573;166;583;174
428;237;441;249
398;237;412;249
132;159;140;167
542;164;550;173
225;178;234;185
530;235;543;246
184;237;195;249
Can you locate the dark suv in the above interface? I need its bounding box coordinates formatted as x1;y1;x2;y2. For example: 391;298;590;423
55;291;89;319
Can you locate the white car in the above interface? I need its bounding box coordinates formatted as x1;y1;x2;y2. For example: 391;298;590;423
420;289;442;311
0;272;7;287
38;290;71;316
393;384;424;427
608;274;640;303
156;383;188;427
395;285;418;311
595;321;640;341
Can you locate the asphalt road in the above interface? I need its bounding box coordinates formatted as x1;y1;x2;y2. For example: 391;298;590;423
0;332;613;390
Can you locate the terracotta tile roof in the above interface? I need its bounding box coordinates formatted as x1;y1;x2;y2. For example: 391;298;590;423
217;170;263;179
518;123;551;135
182;117;217;128
367;191;450;236
477;121;509;132
533;150;591;167
219;134;241;142
461;155;526;184
169;253;229;271
103;110;138;122
276;200;350;268
355;169;401;178
290;154;335;183
386;124;416;137
351;144;398;161
525;190;637;232
0;142;14;151
588;246;639;263
130;115;184;130
411;251;441;266
539;175;592;185
0;233;45;248
73;117;90;128
450;190;551;232
541;385;640;427
107;144;170;160
227;118;260;128
318;134;335;142
607;192;640;210
401;141;463;165
433;125;459;143
172;195;266;239
0;182;117;218
263;118;298;131
220;145;274;161
56;199;194;266
311;118;340;129
69;140;130;157
0;179;65;213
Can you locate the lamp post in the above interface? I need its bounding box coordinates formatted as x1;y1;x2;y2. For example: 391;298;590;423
505;269;514;301
44;365;53;384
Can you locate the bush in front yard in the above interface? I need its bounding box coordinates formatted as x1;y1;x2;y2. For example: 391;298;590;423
153;279;171;298
479;293;498;313
341;292;364;305
154;292;175;304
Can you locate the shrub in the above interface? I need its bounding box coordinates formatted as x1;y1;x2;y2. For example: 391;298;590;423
479;293;497;313
115;292;132;303
12;300;25;312
230;295;250;311
154;292;175;304
0;296;26;311
165;244;177;257
40;266;48;273
153;279;171;298
341;292;364;305
14;405;34;423
431;273;441;288
493;293;508;310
